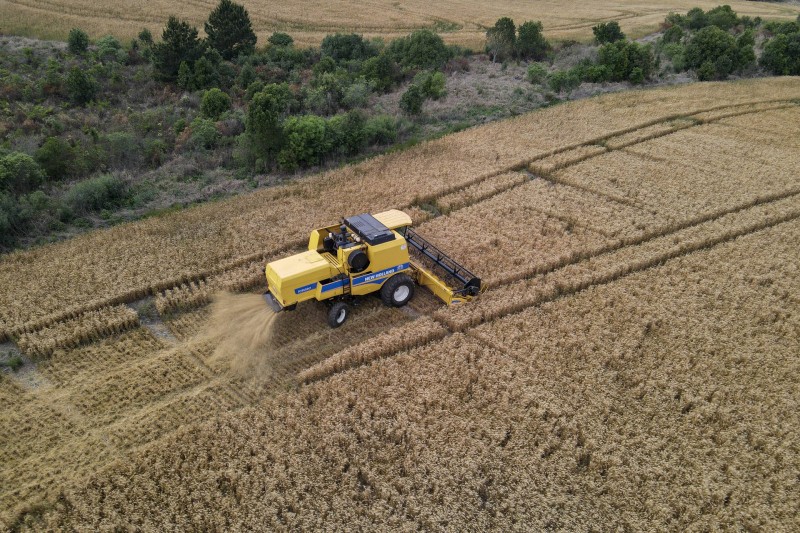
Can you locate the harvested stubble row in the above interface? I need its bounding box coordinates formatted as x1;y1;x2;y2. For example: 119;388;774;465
437;193;800;331
38;328;166;385
15;305;139;359
3;79;799;340
435;172;529;213
298;316;448;383
41;216;800;529
555;121;800;219
417;180;611;285
105;380;244;449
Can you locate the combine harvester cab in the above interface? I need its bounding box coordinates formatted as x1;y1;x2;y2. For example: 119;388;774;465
264;210;484;327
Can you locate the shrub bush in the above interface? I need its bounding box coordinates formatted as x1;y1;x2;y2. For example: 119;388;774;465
661;42;687;71
388;30;451;70
414;71;446;99
547;69;581;93
399;84;425;115
342;80;371;109
321;33;377;62
592;21;626;44
326;111;366;156
103;132;141;168
268;32;294;47
66;67;99;105
278;115;330;170
361;53;399;92
201;88;231;119
96;35;125;63
189;118;220;149
685;25;752;79
68;28;89;55
0;152;44;194
760;32;800;75
662;25;684;45
36;137;75;180
364;115;399;145
598;40;654;82
65;175;127;213
526;63;548;84
517;21;549;60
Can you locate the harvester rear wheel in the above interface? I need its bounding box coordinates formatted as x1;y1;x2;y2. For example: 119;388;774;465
381;274;415;307
327;301;350;328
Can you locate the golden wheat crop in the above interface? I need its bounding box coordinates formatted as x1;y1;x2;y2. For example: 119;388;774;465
39;215;800;530
15;304;139;359
1;0;797;47
3;78;800;530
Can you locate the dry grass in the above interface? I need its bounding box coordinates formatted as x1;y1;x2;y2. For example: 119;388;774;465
1;0;798;47
2;78;800;530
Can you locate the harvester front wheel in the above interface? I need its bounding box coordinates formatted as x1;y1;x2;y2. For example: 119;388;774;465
327;301;350;328
381;274;415;307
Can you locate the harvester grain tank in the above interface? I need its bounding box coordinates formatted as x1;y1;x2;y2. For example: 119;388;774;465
264;210;484;326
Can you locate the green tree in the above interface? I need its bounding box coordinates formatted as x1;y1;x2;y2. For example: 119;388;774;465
760;32;800;75
517;21;549;60
66;67;99;105
706;5;739;31
486;17;516;62
685;25;749;79
36;137;75;180
278;115;330;170
598;41;654;82
153;16;206;82
360;53;398;92
387;29;451;70
321;33;376;62
592;21;625;44
201;88;231;119
399;84;424;115
246;85;295;160
205;0;256;60
0;153;44;194
326;111;367;156
138;28;153;46
177;61;194;90
68;28;89;55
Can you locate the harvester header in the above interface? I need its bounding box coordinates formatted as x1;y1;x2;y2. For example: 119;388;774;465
264;210;484;327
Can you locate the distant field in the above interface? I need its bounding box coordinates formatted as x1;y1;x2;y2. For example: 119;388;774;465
1;77;799;529
0;0;798;47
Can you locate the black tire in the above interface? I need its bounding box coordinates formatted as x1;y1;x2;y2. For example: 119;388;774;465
380;273;415;307
327;301;350;328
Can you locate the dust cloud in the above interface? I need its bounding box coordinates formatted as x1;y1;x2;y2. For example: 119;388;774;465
205;292;277;376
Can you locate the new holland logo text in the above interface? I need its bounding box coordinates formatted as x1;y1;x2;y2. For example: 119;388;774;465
353;263;409;286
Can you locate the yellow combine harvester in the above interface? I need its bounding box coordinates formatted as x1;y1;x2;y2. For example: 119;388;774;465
264;210;484;327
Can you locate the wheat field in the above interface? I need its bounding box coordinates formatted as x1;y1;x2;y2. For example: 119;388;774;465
0;0;798;46
1;77;799;529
